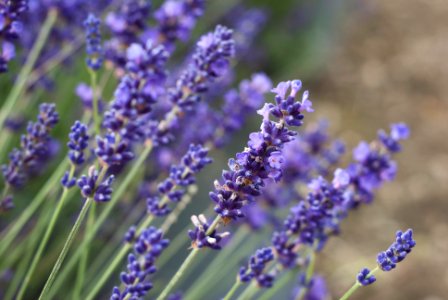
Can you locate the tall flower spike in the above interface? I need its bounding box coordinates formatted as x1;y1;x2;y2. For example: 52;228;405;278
188;214;230;250
2;103;59;188
111;227;169;300
211;80;312;225
147;144;212;217
67;121;90;165
0;0;28;72
239;247;275;288
377;229;416;271
84;14;103;71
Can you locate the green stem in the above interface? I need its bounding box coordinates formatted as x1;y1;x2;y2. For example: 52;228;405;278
89;69;101;135
339;267;379;300
223;280;243;300
236;282;258;300
16;165;76;300
74;201;96;300
185;227;248;300
156;248;200;300
259;271;294;300
38;196;93;300
0;158;69;258
45;144;154;298
0;9;58;132
296;250;317;300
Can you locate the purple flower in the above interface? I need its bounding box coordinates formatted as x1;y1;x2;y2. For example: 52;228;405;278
377;229;416;271
188;214;230;250
357;268;376;286
112;227;169;300
239;247;275;288
77;166;115;202
95;133;134;167
84;14;103;70
67;121;89;165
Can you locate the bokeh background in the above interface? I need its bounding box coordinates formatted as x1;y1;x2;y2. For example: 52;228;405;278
1;0;447;299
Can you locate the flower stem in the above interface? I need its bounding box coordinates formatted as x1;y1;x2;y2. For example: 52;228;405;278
339;267;379;300
44;144;154;298
259;270;294;300
223;280;243;300
16;164;76;300
0;158;69;258
89;69;101;135
296;250;317;300
156;248;201;300
0;8;58;132
236;282;258;300
38;196;93;300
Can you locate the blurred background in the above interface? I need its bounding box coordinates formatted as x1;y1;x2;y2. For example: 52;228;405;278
1;0;447;299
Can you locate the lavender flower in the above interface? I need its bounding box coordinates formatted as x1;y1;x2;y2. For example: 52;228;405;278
0;195;13;212
2;103;59;188
147;144;212;216
61;171;76;188
67;121;90;165
377;229;416;271
152;0;205;50
0;0;28;72
111;227;169;299
211;80;312;224
77;166;115;202
294;275;329;300
357;268;376;286
84;14;103;70
188;214;229;250
95;133;134;167
239;247;275;288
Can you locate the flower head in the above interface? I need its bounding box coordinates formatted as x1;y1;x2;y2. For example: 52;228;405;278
84;14;103;70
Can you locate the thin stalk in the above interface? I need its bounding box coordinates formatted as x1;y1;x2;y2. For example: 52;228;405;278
339;267;379;300
296;250;317;300
89;69;101;135
223;280;243;300
16;164;76;300
45;144;154;298
156;248;200;300
73;201;96;300
259;271;295;300
236;282;258;300
0;158;69;258
185;227;248;299
4;197;54;300
0;9;58;132
38;197;93;300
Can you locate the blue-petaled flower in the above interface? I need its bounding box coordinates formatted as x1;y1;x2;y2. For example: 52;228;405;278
111;227;169;300
84;14;103;70
77;166;115;202
357;268;376;286
239;247;275;288
0;195;13;212
0;0;28;72
2;103;59;188
153;0;205;50
61;171;76;188
377;229;416;271
67;121;90;165
146;144;212;216
378;123;410;153
168;25;235;109
188;214;230;250
95;133;134;167
211;80;312;225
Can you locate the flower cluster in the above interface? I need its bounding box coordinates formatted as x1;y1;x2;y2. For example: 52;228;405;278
188;214;230;250
67;121;90;166
84;14;103;71
168;25;235;109
2;103;59;188
211;80;313;224
239;247;275;288
111;227;169;299
105;0;152;68
272;124;409;268
0;0;28;72
153;0;205;50
357;268;376;286
377;229;416;271
77;166;115;202
147;144;212;217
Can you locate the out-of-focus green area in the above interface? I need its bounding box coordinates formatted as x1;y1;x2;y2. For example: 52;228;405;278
1;1;447;299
